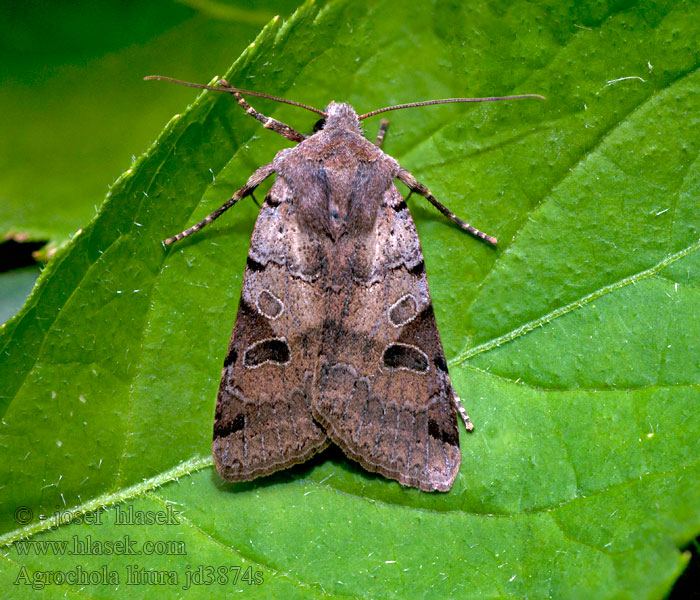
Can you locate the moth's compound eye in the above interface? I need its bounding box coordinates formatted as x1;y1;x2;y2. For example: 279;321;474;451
312;118;326;133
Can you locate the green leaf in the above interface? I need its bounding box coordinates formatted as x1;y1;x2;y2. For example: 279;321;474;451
2;0;699;597
0;0;300;245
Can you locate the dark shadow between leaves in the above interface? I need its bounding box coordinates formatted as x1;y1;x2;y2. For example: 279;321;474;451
0;240;47;272
669;538;700;599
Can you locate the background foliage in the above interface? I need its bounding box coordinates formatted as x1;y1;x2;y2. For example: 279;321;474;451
1;0;699;597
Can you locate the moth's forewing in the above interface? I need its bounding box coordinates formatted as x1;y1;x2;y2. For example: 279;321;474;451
212;182;329;481
310;183;460;492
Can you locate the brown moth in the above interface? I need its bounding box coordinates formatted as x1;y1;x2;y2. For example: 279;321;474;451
151;75;543;491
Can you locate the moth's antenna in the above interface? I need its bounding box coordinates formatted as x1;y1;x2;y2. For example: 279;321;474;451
144;75;327;117
358;94;546;120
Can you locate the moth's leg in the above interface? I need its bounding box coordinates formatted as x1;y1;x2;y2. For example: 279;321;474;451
215;79;305;143
164;162;275;245
375;119;389;148
397;167;497;246
453;392;474;431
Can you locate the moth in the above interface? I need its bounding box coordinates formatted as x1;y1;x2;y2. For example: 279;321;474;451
151;75;543;491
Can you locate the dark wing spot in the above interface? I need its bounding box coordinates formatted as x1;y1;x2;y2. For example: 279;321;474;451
420;304;435;319
409;260;425;276
246;257;265;272
392;200;408;212
382;344;429;372
223;347;238;368
214;413;245;439
428;418;458;446
433;355;448;373
244;338;291;367
266;193;281;207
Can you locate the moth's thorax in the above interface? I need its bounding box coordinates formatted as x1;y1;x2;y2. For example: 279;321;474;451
271;102;400;241
322;102;362;134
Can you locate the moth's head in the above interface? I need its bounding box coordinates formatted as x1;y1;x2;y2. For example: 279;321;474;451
318;102;362;134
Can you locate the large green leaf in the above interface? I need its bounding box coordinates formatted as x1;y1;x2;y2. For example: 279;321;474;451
2;0;699;597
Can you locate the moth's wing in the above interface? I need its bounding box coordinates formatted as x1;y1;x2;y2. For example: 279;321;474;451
213;179;329;481
311;185;460;492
